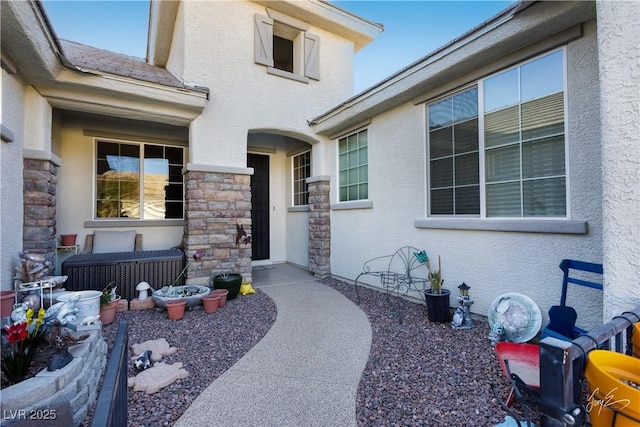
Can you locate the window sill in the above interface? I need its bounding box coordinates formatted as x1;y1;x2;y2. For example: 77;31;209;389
414;218;588;234
331;201;373;210
266;67;310;84
288;206;309;212
84;219;184;228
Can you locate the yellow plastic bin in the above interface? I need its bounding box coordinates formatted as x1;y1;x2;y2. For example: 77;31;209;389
632;322;640;358
585;350;640;427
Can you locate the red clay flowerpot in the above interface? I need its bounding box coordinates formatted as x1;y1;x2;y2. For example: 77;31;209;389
166;299;186;320
202;294;221;314
60;234;77;246
1;290;16;318
210;289;229;308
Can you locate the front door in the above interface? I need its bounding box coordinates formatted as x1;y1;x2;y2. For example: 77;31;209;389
248;153;270;260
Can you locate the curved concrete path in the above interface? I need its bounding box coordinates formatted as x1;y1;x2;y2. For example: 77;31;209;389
174;264;372;426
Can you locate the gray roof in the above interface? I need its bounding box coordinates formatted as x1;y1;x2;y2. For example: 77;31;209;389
59;39;208;94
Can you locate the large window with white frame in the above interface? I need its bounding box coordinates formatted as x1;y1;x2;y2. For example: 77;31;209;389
427;49;566;218
292;150;310;206
95;140;185;220
338;129;368;202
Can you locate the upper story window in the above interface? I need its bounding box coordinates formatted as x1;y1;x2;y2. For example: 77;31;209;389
292;150;311;206
255;12;320;82
426;49;566;218
95;140;184;220
338;129;368;202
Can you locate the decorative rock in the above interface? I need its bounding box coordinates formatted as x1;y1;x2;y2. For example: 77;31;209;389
131;338;177;362
116;299;129;312
130;298;155;310
127;362;189;394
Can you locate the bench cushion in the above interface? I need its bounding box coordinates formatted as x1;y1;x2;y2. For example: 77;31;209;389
92;230;137;254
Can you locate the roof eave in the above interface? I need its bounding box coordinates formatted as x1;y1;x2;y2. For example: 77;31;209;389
309;1;595;137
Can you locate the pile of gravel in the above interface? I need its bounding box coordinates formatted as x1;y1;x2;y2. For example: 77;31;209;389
87;279;534;426
85;290;277;426
322;277;534;427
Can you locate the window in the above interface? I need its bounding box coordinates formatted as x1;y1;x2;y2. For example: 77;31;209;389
292;150;311;206
427;49;566;218
338;129;368;202
255;13;320;81
96;140;184;220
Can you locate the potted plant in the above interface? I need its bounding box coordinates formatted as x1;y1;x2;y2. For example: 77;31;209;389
421;253;451;323
99;283;120;325
211;272;242;300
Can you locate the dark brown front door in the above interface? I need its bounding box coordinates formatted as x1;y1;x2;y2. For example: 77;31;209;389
248;153;269;260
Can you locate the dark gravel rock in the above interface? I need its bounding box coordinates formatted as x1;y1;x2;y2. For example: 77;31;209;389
83;289;277;426
321;277;534;427
84;279;533;426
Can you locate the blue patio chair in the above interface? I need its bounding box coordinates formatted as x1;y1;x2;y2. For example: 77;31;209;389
541;259;603;341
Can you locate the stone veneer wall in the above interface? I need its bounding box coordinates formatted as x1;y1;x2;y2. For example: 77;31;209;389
184;170;252;284
0;330;107;426
23;159;57;265
307;177;331;277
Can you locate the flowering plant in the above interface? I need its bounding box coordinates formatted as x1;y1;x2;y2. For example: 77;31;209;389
2;307;46;383
171;251;202;286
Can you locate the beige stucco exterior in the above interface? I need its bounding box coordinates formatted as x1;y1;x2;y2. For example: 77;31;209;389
1;0;638;325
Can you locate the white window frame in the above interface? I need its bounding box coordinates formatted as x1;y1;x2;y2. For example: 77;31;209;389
292;150;311;206
94;138;185;221
337;128;369;203
419;47;585;233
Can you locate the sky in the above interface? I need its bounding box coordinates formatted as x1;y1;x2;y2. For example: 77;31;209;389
41;0;513;94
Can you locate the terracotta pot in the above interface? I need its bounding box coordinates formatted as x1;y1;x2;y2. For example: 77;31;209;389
202;294;221;314
60;234;77;246
165;299;186;320
100;303;117;325
210;289;229;308
1;290;16;318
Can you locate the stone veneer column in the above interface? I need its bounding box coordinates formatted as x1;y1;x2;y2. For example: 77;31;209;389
23;158;57;264
307;176;331;277
184;170;252;285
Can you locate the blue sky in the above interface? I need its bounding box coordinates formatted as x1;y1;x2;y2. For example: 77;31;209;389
41;0;513;93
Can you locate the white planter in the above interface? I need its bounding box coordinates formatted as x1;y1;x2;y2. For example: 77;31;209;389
56;290;102;323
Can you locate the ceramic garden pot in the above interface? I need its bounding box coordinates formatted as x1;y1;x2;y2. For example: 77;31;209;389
100;303;118;325
424;289;451;323
212;274;242;300
60;234;77;246
165;299;186;320
210;289;229;308
202;294;221;314
1;290;16;318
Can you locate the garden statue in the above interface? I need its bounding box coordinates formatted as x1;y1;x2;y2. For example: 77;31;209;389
47;319;88;371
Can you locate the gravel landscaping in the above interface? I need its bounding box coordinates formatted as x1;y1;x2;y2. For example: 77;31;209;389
88;277;531;426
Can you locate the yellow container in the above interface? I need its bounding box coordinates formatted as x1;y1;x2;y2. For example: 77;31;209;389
585;350;640;426
632;323;640;358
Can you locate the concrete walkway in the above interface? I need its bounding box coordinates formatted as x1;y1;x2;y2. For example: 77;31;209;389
174;264;372;427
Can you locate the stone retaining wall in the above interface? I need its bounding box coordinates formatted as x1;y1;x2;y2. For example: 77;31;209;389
0;329;107;426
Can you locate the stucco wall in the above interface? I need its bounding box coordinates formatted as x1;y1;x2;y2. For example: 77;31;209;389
329;22;604;330
1;69;26;289
176;0;354;167
56;117;186;252
596;1;640;320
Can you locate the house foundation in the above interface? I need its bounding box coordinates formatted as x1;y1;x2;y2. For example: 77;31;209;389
184;169;252;285
307;176;331;277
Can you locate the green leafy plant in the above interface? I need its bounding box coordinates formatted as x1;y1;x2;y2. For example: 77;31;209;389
414;250;444;293
100;282;117;307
